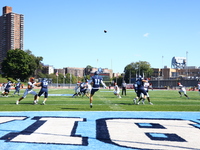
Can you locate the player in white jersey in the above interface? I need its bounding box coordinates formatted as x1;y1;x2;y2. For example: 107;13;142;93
113;82;121;98
198;82;200;95
16;77;39;104
72;81;81;98
177;82;190;99
84;80;92;98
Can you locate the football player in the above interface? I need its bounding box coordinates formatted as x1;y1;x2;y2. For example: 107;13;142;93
72;81;81;98
88;71;107;108
16;77;38;105
177;82;190;99
79;81;87;97
81;80;92;98
113;82;121;98
133;76;148;104
34;78;48;105
85;80;92;98
198;82;200;95
12;80;21;96
137;79;153;105
1;81;13;97
133;82;139;104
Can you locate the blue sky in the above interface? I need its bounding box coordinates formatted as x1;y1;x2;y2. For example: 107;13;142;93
1;0;200;73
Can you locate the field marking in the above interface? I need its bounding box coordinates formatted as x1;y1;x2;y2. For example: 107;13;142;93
48;94;73;96
0;111;199;150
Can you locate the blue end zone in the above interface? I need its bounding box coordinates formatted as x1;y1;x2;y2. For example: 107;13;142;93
0;111;199;150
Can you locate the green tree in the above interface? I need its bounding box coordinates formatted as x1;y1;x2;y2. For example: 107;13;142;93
25;50;43;77
1;49;43;81
37;72;46;79
84;65;93;76
124;61;153;83
112;75;123;86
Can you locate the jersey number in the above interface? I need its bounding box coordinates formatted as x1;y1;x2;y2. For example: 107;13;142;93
94;79;100;85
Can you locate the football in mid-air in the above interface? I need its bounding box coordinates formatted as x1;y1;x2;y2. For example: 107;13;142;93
104;30;107;33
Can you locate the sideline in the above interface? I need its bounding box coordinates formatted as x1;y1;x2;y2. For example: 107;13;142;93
48;94;73;96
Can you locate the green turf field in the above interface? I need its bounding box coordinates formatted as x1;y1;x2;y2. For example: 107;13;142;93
0;88;200;111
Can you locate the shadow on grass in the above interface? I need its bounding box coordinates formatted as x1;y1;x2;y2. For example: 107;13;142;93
61;108;80;110
11;103;35;105
114;103;134;105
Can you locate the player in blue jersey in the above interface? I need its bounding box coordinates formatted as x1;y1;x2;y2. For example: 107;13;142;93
79;82;87;97
1;81;13;97
13;80;21;96
88;71;107;108
133;82;139;104
133;76;148;104
34;78;49;105
137;79;153;105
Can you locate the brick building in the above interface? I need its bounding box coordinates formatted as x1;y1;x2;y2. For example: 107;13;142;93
0;6;24;64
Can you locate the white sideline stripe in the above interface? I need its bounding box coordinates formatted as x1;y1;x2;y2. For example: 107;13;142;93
48;94;73;96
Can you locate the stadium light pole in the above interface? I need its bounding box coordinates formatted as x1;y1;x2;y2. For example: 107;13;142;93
70;73;72;89
63;69;65;88
135;65;138;79
162;56;164;77
186;51;188;76
76;69;78;82
123;70;125;81
158;69;160;88
138;63;140;76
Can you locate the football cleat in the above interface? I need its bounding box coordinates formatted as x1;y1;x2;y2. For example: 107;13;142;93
133;98;137;104
16;100;19;105
33;100;38;105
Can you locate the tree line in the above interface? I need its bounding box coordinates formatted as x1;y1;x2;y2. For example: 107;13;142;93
1;49;153;85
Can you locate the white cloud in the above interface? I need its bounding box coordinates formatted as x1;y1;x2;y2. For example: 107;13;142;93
143;33;149;37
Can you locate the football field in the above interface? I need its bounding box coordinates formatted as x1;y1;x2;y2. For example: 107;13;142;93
0;89;200;150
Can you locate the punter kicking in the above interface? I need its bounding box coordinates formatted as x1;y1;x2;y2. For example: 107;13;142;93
88;71;107;108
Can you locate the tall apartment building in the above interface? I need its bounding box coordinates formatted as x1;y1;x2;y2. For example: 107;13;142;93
0;6;24;64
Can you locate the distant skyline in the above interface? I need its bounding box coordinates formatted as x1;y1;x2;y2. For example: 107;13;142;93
1;0;200;73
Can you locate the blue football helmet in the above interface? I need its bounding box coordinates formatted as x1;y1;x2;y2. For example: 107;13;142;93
94;71;99;75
